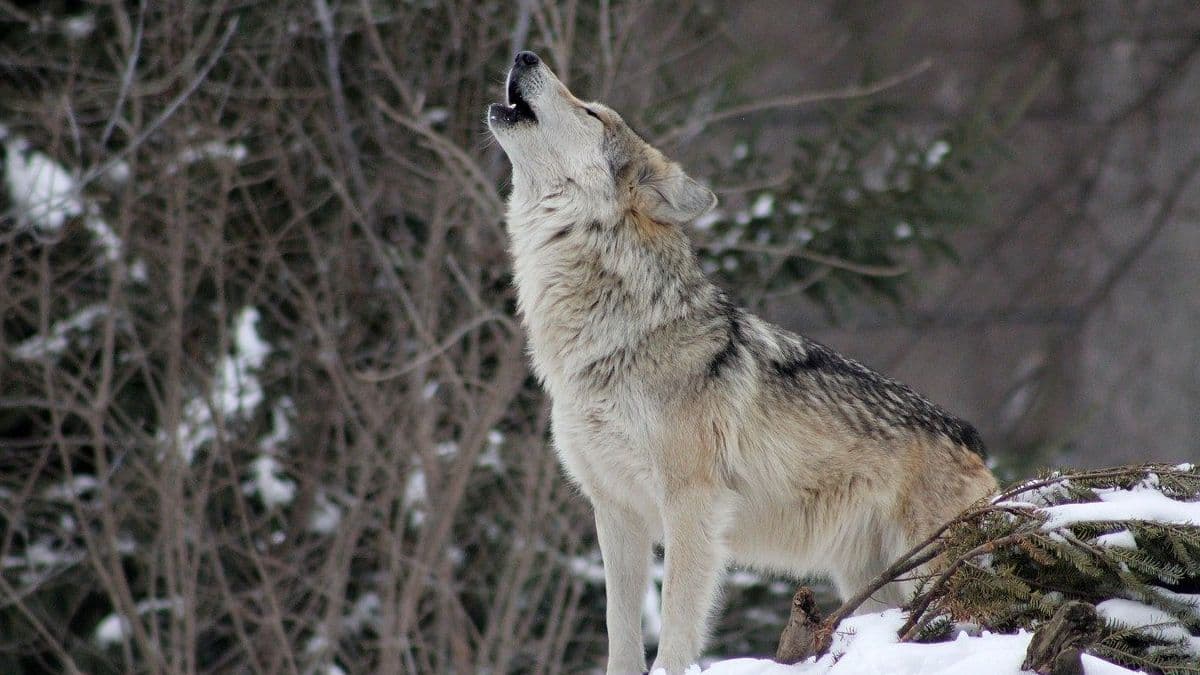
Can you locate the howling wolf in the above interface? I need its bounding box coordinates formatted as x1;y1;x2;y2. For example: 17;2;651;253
487;51;997;674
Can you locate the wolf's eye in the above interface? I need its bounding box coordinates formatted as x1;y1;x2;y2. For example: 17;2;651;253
584;108;601;120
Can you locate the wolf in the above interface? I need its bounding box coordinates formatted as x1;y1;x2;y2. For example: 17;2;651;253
487;51;998;674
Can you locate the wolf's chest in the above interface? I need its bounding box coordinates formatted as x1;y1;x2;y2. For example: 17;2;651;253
550;397;664;518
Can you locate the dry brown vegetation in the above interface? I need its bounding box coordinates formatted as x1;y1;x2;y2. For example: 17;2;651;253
0;2;721;671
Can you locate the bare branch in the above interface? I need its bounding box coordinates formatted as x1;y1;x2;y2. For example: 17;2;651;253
655;59;932;145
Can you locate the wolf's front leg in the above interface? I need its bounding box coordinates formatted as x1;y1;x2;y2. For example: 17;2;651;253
649;487;726;674
595;503;652;675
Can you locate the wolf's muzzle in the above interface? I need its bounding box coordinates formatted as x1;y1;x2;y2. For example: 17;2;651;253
489;51;540;127
514;51;539;68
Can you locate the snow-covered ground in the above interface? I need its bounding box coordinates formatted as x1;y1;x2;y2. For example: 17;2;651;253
679;610;1137;675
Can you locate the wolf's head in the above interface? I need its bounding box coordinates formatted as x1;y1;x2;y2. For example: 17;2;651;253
488;51;716;226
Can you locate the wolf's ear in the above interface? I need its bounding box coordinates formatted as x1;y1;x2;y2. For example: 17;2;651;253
633;161;717;225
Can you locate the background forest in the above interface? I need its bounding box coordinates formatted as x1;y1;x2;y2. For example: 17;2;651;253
1;1;1198;673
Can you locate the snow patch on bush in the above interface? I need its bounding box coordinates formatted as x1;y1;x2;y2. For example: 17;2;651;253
4;135;122;260
244;455;296;509
1040;486;1200;529
5;138;82;230
1096;598;1200;654
174;307;272;463
12;305;108;361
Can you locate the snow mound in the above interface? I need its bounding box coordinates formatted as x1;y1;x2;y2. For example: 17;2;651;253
690;610;1138;675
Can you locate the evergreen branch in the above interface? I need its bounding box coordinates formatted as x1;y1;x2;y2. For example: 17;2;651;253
898;531;1034;641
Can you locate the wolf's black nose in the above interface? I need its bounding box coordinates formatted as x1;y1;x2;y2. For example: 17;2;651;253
515;51;539;67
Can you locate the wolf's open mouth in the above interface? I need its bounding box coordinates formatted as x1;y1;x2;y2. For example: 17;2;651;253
489;72;537;127
506;77;536;121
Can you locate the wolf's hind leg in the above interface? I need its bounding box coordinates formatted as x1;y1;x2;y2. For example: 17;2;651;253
595;503;651;675
831;526;915;614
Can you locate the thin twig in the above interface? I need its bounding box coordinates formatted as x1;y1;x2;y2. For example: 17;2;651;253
656;59;932;145
695;240;910;277
354;311;509;382
79;17;240;190
100;0;145;147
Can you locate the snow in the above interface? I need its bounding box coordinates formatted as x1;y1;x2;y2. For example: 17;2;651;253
94;614;128;647
220;307;268;400
42;475;99;501
11;305;108;361
568;552;606;583
2;540;85;570
305;632;331;656
85;212;122;261
4;138;82;230
684;610;1140;675
94;599;179;647
1002;476;1075;507
175;307;272;462
170;140;248;172
644;579;662;643
1094;529;1137;548
243;455;296;509
259;399;294;451
1096;599;1199;653
925;140;950;168
62;14;96;39
104;159;131;185
751;194;775;219
129;259;148;282
480;430;506;472
4;135;124;260
1040;486;1200;530
309;491;342;533
404;469;427;525
344;592;380;632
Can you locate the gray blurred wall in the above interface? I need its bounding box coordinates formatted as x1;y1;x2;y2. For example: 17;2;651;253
712;1;1200;467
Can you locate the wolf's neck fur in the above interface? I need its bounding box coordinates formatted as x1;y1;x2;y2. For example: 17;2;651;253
506;179;721;393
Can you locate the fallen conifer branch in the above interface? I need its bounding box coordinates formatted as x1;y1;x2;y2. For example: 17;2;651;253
777;463;1200;673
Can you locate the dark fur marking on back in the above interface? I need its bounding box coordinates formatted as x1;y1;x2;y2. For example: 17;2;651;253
945;419;987;458
706;299;744;379
772;340;988;458
772;345;842;379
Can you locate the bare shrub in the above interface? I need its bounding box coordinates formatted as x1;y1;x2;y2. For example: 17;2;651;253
0;2;733;672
